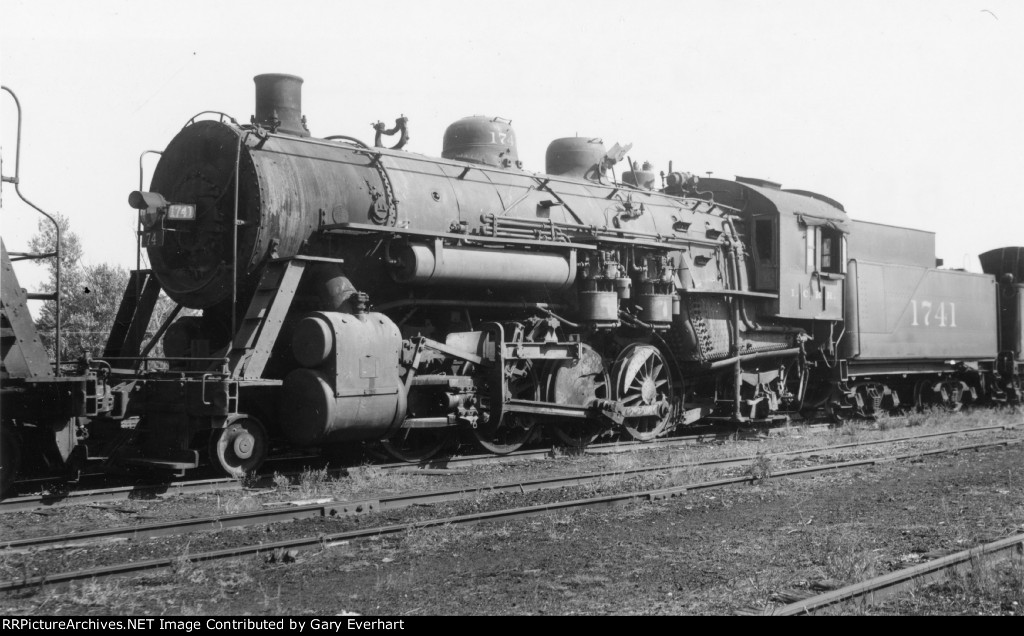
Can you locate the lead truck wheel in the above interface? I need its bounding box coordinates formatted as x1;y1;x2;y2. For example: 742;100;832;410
209;416;268;479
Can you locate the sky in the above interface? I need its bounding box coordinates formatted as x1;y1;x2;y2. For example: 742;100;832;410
2;0;1022;295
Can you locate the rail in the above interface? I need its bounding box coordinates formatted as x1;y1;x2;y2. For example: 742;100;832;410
772;533;1024;615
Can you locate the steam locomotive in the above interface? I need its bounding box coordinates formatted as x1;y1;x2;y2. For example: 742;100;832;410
2;75;1021;491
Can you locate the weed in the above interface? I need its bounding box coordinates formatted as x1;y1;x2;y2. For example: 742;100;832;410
402;523;474;555
820;534;878;584
67;579;129;609
257;580;282;612
172;545;207;585
241;471;261;488
747;453;772;481
543;512;576;541
342;464;423;496
272;472;291;491
297;467;330;498
222;494;261;514
374;560;419;592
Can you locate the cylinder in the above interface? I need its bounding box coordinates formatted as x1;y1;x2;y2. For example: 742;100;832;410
389;243;576;290
545;137;606;180
578;290;619;325
254;73;309;137
638;293;674;325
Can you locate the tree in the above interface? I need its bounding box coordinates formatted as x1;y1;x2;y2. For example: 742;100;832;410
28;213;86;362
28;213;180;364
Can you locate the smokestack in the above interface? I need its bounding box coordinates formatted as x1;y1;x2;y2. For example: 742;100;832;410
253;73;309;137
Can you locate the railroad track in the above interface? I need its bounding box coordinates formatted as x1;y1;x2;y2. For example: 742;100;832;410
0;424;1011;515
770;533;1024;615
0;422;826;514
1;434;1019;592
5;427;981;551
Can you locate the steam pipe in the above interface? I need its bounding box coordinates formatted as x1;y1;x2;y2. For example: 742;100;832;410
704;347;802;372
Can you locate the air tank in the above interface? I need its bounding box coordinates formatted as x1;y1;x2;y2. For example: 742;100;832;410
281;311;406;445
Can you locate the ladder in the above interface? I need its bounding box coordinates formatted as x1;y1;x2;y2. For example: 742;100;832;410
227;258;307;379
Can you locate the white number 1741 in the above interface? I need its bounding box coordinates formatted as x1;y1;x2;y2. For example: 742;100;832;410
910;300;956;327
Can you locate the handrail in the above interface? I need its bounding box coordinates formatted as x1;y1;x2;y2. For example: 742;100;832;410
1;86;62;374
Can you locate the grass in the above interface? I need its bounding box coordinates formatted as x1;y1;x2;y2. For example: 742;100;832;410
296;467;331;498
832;550;1024;615
401;523;478;555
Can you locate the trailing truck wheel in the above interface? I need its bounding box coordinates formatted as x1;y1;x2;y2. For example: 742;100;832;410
915;378;969;412
209;416;268;479
852;381;900;418
1;424;21;498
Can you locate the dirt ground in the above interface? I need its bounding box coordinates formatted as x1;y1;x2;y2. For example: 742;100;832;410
2;417;1022;616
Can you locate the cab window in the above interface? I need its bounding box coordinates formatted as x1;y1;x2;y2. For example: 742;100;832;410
820;228;844;274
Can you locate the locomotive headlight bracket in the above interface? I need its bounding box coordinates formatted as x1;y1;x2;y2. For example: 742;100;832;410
128;190;166;228
129;191;196;247
129;191;196;227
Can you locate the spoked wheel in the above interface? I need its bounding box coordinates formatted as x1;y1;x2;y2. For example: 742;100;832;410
1;424;20;498
612;344;674;441
472;360;539;454
380;427;457;463
209;416;268;479
545;344;611;448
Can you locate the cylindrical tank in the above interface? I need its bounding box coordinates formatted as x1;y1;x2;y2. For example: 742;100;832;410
578;290;619;327
545;137;606;180
638;293;674;326
441;116;520;168
253;73;309;137
388;243;576;290
281;311;406;445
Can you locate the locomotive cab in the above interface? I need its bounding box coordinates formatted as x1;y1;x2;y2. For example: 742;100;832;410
692;176;849;323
